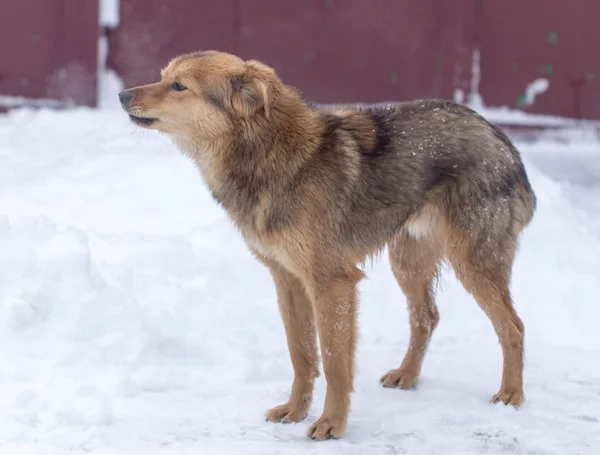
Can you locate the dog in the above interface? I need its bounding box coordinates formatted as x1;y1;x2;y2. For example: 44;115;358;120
119;50;536;440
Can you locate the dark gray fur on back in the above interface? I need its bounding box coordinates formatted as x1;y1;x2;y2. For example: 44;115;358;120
311;100;536;251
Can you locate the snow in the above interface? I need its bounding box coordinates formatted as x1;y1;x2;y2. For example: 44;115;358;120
0;95;67;109
99;0;120;28
97;36;124;111
477;106;600;128
355;101;600;129
0;105;599;455
97;0;123;111
467;48;484;110
524;78;550;106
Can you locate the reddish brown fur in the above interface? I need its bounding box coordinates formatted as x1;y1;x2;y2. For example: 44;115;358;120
119;50;536;440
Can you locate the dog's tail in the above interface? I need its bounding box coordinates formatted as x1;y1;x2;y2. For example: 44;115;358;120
514;184;536;234
489;122;537;232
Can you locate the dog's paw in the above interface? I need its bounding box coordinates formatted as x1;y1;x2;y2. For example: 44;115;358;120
307;414;347;440
379;368;418;389
491;389;524;407
265;401;308;424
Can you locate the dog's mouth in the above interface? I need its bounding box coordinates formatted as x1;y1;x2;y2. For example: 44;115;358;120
128;114;158;127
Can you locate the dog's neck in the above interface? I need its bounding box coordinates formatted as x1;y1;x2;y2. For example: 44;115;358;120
170;89;321;231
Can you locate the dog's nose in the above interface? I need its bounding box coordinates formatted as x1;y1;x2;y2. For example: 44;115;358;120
118;90;134;107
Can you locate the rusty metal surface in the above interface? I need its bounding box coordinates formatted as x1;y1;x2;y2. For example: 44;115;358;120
2;0;599;118
109;0;600;119
0;0;98;107
477;0;600;119
110;0;475;103
235;0;469;103
107;0;237;87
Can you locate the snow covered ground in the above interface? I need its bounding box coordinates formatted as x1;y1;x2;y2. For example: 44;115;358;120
0;106;599;455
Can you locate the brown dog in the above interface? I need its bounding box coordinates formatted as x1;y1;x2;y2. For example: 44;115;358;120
119;50;536;440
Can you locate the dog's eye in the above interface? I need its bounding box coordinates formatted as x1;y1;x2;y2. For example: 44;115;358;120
170;82;187;92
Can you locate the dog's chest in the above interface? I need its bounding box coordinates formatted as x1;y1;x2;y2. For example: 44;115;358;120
241;227;277;258
241;227;299;272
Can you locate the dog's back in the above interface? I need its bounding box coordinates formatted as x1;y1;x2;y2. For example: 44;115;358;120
311;100;536;260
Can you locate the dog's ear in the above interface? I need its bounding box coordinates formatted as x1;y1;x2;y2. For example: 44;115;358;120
229;60;282;118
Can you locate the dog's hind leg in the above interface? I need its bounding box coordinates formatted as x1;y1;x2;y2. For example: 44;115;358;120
448;233;525;406
257;255;320;424
381;230;443;389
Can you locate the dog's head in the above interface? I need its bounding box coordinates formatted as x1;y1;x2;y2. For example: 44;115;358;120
118;51;283;139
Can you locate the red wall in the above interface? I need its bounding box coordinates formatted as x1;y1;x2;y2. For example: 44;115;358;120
1;0;599;120
104;0;600;120
478;0;600;120
0;0;99;107
106;0;237;88
108;0;475;104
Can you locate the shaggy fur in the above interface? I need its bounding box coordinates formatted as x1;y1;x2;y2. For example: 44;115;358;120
119;50;536;440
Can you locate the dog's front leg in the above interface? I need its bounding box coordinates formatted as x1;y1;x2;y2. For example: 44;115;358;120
258;256;320;424
305;266;362;440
